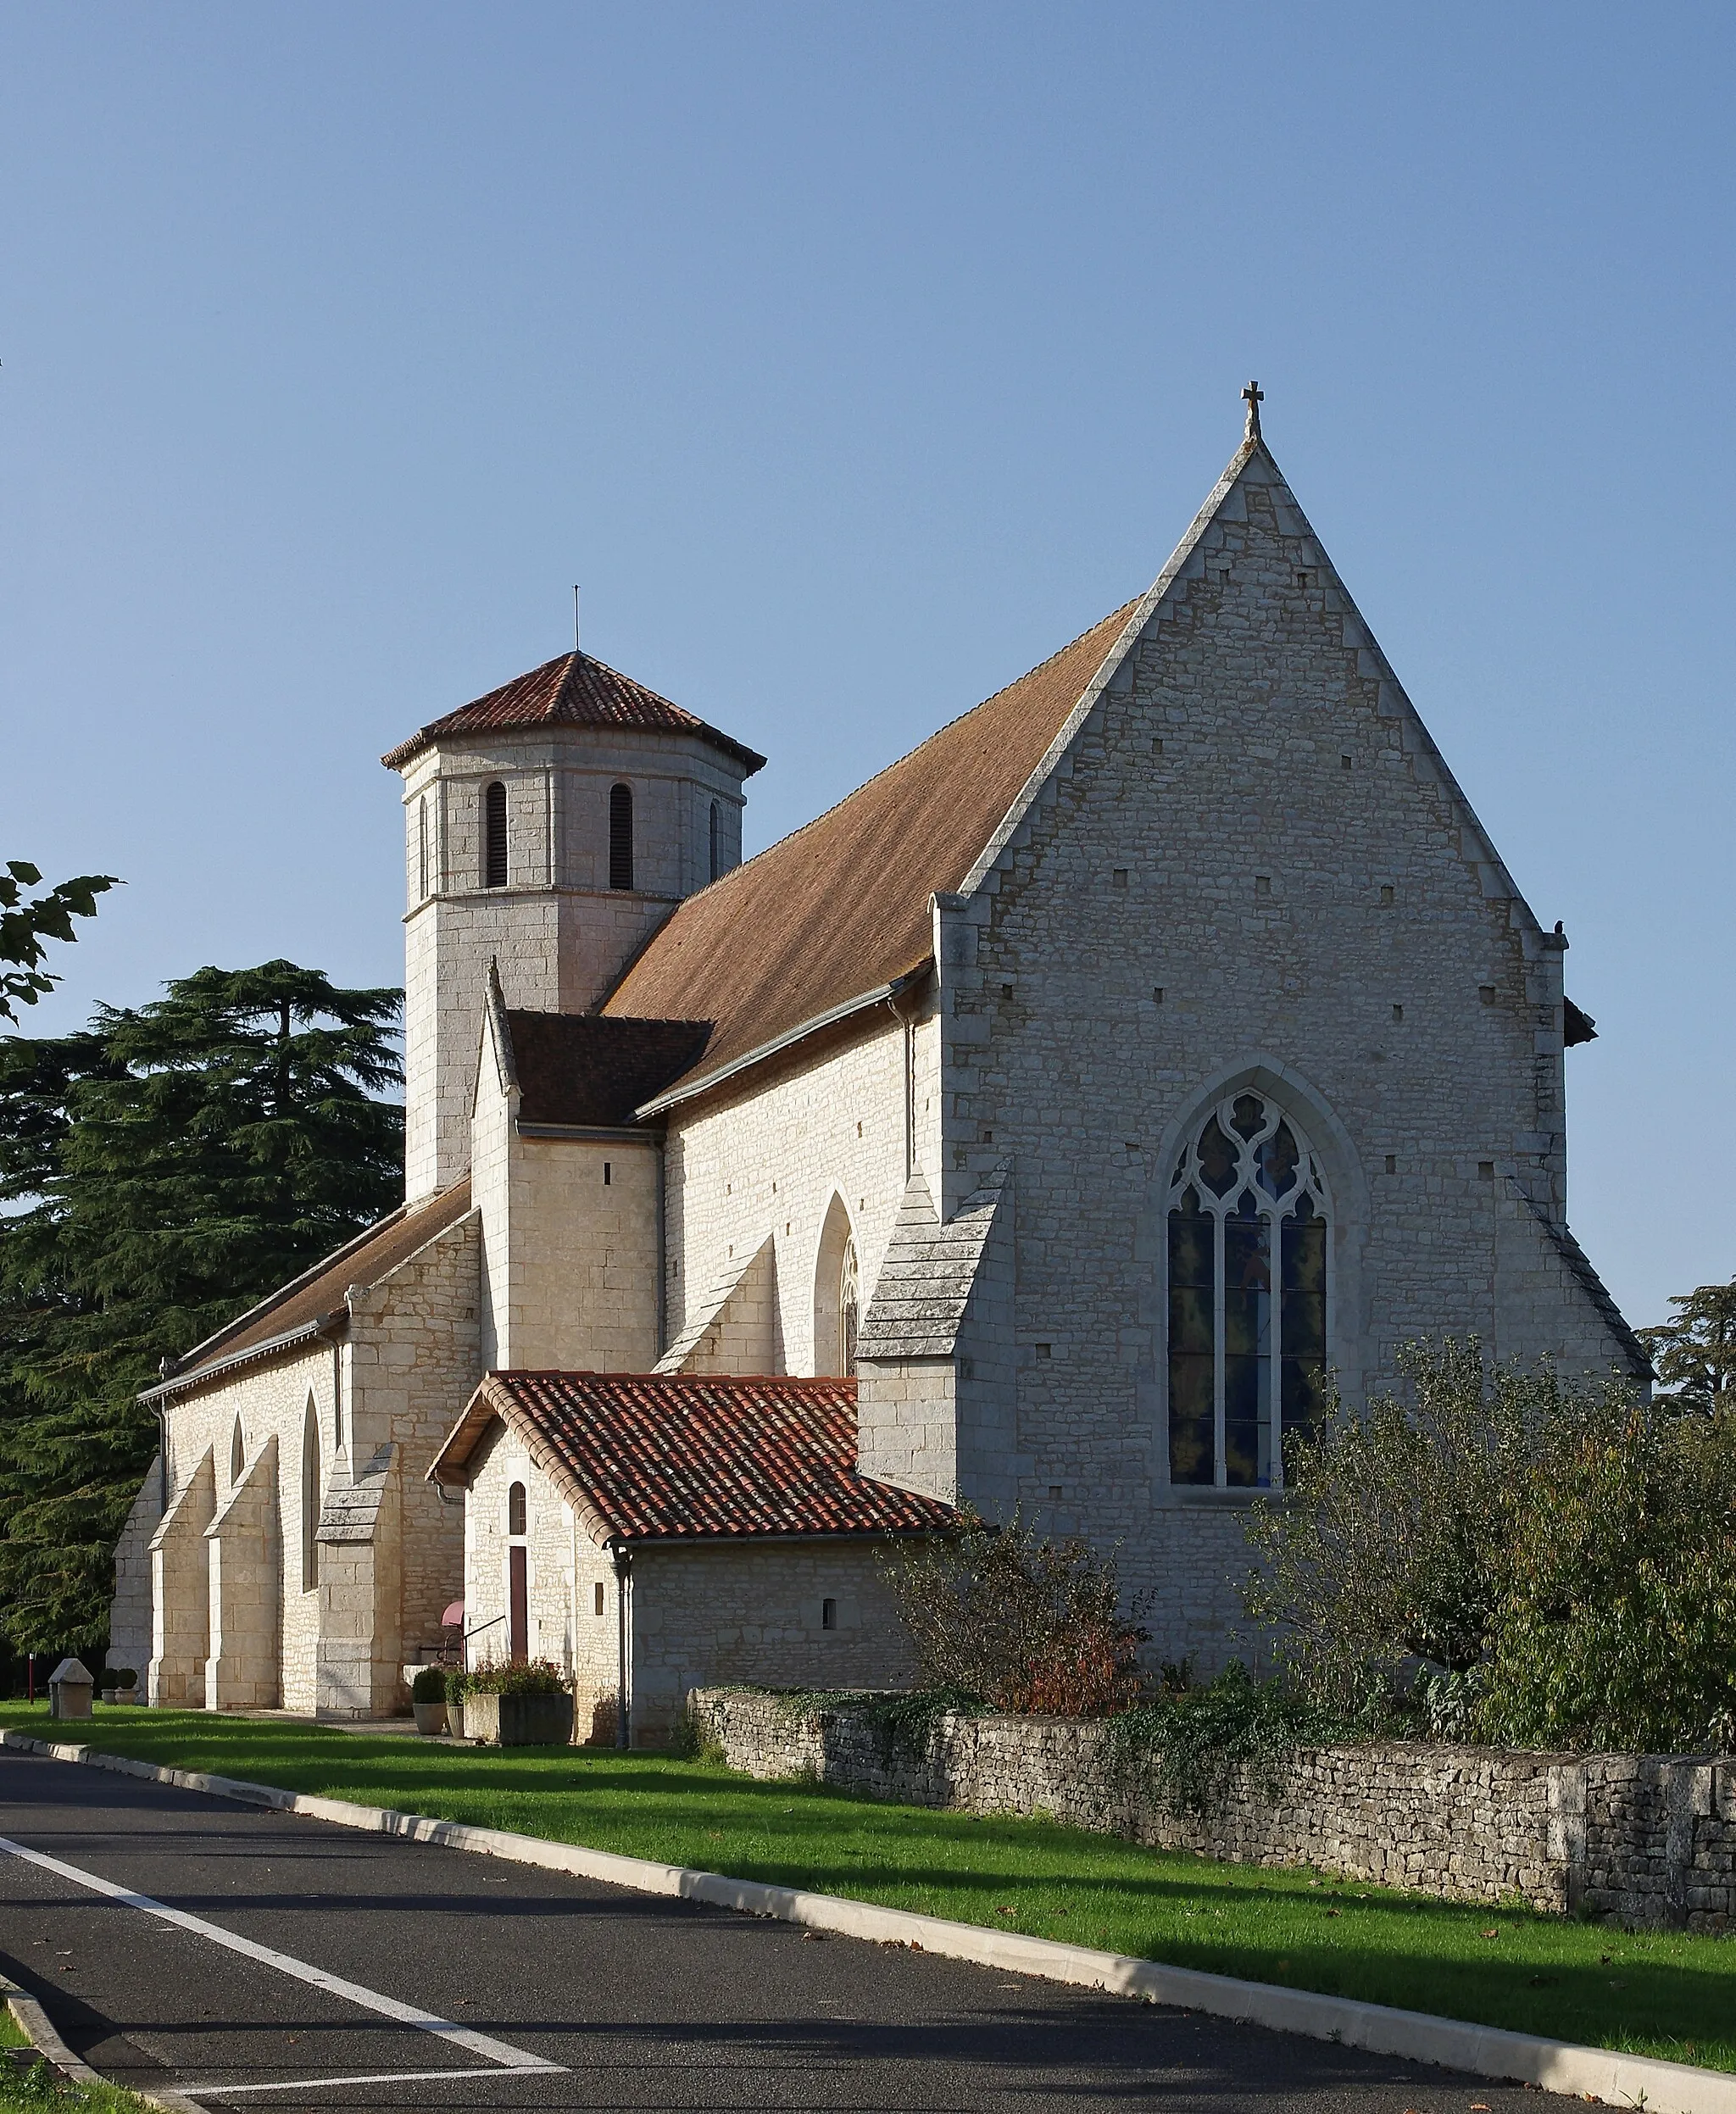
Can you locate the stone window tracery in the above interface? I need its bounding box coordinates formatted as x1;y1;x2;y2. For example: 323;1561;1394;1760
1166;1091;1329;1489
839;1238;860;1377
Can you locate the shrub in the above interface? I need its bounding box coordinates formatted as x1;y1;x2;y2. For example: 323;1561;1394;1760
1241;1339;1564;1716
464;1657;568;1698
1102;1659;1339;1815
879;1508;1148;1716
110;1666;136;1690
1477;1401;1736;1753
445;1670;469;1705
410;1666;446;1704
1244;1338;1736;1752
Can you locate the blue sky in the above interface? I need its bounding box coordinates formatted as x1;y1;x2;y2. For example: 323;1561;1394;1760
3;3;1731;1329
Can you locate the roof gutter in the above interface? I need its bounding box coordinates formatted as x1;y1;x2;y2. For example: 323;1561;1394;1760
633;965;932;1120
138;1310;348;1405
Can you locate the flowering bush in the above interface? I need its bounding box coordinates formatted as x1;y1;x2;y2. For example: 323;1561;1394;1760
463;1657;569;1698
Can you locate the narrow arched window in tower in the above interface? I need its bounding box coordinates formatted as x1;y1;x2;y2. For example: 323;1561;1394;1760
230;1417;246;1487
417;795;429;901
609;783;634;891
709;800;721;884
508;1480;527;1537
1165;1091;1330;1490
302;1398;321;1592
483;780;509;889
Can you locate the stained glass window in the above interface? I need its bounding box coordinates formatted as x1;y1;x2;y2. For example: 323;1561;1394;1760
1166;1093;1330;1488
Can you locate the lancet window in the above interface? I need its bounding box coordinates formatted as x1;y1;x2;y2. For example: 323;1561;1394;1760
1166;1091;1329;1488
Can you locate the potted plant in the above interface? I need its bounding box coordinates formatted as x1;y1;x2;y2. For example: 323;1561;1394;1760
99;1673;119;1705
462;1660;573;1747
410;1666;448;1736
114;1667;139;1704
446;1669;469;1741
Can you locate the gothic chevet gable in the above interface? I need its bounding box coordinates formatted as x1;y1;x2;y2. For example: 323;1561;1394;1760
1166;1088;1331;1491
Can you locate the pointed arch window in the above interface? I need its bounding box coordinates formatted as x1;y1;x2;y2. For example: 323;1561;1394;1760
1166;1091;1329;1489
230;1417;246;1487
609;783;634;891
302;1397;321;1591
483;781;509;889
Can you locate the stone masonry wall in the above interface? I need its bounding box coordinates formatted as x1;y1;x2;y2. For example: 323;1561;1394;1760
691;1691;1736;1933
470;1021;660;1374
663;1004;942;1382
345;1210;481;1686
630;1544;920;1745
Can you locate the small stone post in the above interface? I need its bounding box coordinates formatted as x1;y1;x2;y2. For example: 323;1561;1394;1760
48;1658;94;1721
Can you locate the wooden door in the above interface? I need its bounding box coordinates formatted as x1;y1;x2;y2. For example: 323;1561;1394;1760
509;1544;528;1661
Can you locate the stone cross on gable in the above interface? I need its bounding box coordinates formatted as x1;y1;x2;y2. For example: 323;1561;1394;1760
1242;380;1264;442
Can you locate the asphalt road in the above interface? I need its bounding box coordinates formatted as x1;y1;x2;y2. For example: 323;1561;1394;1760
0;1745;1537;2113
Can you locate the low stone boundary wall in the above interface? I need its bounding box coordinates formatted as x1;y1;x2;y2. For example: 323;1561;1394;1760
687;1688;1736;1933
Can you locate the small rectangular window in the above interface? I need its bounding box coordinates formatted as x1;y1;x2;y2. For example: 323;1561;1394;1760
603;1162;611;1187
593;1581;605;1617
1255;875;1271;897
1035;1342;1052;1360
821;1597;837;1631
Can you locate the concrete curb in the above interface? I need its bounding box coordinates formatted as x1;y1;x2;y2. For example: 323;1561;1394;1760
1;1967;203;2112
6;1727;1734;2114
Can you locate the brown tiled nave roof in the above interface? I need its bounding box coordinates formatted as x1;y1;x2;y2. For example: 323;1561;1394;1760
155;1179;473;1394
603;596;1140;1096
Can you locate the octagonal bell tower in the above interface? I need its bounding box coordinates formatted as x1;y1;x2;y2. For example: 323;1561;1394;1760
383;650;765;1201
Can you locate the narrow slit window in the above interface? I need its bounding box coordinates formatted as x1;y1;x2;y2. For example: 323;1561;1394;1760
709;800;721;883
609;783;634;890
1166;1093;1330;1489
821;1598;837;1631
417;796;429;900
302;1399;321;1591
483;781;509;889
508;1480;527;1538
593;1581;605;1617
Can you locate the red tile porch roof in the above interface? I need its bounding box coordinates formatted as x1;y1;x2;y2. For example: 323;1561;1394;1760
429;1370;958;1545
381;649;766;775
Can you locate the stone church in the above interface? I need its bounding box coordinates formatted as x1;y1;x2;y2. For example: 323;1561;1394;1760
109;403;1646;1740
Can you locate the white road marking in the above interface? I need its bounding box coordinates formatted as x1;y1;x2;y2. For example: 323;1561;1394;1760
0;1833;562;2074
181;2071;516;2096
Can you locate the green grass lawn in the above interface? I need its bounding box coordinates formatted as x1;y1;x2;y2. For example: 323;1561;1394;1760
3;1702;1733;2074
1;1987;157;2113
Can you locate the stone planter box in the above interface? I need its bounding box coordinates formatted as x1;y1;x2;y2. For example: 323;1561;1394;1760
462;1691;574;1747
412;1698;448;1736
